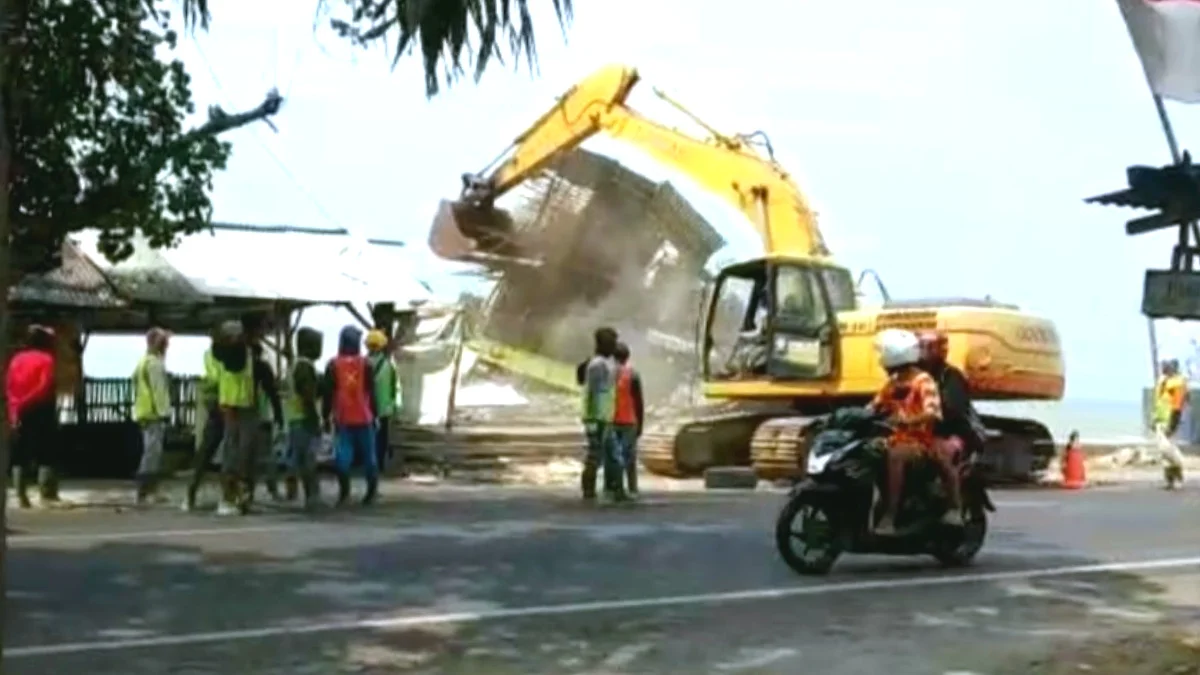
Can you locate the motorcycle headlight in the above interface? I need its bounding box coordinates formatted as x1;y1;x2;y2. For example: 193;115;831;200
807;451;834;475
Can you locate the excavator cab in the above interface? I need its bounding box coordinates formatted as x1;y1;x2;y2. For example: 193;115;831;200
704;257;852;384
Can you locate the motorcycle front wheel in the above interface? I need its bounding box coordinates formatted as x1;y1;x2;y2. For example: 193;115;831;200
775;492;842;576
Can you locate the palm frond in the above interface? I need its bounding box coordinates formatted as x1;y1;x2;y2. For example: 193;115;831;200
168;0;210;32
329;0;573;98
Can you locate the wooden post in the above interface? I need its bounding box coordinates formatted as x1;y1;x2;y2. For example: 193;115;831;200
0;0;21;651
443;312;466;434
371;302;396;341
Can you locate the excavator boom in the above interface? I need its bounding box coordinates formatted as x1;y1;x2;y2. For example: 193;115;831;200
429;64;830;263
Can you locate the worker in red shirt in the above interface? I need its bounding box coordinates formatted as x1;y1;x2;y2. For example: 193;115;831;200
6;325;60;508
321;325;379;506
612;342;645;499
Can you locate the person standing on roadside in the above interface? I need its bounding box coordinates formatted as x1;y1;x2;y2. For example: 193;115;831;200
211;319;258;516
365;329;399;476
580;327;625;502
322;325;380;506
132;327;172;505
1153;358;1188;489
184;326;226;512
6;325;60;508
282;327;324;508
612;342;645;499
249;342;285;505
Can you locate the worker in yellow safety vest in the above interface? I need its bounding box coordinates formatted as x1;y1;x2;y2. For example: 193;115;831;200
184;327;226;511
132;327;171;505
579;326;624;502
281;326;324;507
1153;359;1188;489
210;318;261;515
249;342;284;504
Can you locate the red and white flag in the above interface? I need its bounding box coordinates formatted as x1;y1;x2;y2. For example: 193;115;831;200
1119;0;1200;102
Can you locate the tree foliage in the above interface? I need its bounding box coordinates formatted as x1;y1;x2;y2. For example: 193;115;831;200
180;0;573;97
10;0;232;277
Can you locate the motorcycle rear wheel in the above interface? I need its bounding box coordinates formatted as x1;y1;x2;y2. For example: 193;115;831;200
775;493;842;576
932;506;987;567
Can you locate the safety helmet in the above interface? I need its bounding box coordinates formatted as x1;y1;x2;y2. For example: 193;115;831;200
365;329;389;351
876;328;921;370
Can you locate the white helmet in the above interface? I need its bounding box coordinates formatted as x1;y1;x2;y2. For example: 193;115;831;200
876;328;921;370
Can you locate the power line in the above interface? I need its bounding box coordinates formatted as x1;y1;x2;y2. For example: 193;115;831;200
191;38;342;228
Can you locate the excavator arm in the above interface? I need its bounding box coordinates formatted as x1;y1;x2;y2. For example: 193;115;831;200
429;64;831;263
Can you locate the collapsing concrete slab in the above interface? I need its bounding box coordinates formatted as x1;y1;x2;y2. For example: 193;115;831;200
461;148;725;404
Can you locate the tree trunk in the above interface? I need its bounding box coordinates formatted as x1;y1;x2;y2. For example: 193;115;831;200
0;0;18;661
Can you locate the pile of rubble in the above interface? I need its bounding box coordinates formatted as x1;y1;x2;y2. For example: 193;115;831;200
1040;441;1200;486
1083;444;1200;469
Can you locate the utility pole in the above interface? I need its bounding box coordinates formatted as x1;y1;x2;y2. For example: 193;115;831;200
0;0;22;662
1145;93;1200;386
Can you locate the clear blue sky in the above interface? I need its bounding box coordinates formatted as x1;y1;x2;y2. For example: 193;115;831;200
114;0;1200;401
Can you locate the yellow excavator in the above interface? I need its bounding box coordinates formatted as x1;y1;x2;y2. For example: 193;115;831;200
430;64;1066;483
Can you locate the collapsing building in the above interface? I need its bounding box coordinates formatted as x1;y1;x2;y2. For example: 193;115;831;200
458;148;725;404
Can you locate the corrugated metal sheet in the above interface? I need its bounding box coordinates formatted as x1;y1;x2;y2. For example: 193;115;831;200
75;236;212;305
73;223;437;306
10;241;127;308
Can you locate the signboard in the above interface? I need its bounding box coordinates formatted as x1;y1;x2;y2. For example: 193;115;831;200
1142;269;1200;319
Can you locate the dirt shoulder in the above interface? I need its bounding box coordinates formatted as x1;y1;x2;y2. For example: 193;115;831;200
1002;631;1200;675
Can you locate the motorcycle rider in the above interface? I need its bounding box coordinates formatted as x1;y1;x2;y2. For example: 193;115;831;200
917;331;975;521
868;329;960;535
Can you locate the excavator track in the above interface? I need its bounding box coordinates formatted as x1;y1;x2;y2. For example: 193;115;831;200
640;403;796;478
642;407;1058;485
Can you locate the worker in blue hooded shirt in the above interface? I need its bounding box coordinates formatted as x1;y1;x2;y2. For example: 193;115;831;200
321;325;379;506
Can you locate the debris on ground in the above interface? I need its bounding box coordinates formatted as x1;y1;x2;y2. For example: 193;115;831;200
1002;630;1200;675
1037;444;1200;486
1088;446;1200;470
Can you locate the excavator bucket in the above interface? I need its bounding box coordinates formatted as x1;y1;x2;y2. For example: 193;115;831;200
428;199;525;263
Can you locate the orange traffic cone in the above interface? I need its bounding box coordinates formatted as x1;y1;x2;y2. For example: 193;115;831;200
1061;431;1086;490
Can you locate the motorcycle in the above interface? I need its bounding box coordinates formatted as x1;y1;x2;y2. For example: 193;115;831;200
775;407;995;576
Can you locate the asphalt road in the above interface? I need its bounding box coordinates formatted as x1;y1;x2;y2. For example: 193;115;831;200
5;482;1200;674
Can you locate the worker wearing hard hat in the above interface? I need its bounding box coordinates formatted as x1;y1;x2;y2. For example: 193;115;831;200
1153;359;1188;489
365;329;399;476
869;329;959;535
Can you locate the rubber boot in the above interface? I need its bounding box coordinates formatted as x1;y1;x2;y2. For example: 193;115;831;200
265;472;282;501
1165;464;1184;490
38;466;60;503
240;478;256;514
335;473;351;506
361;476;379;506
216;475;239;516
135;475;151;506
580;463;598;501
13;467;32;509
183;478;199;512
302;475;321;510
